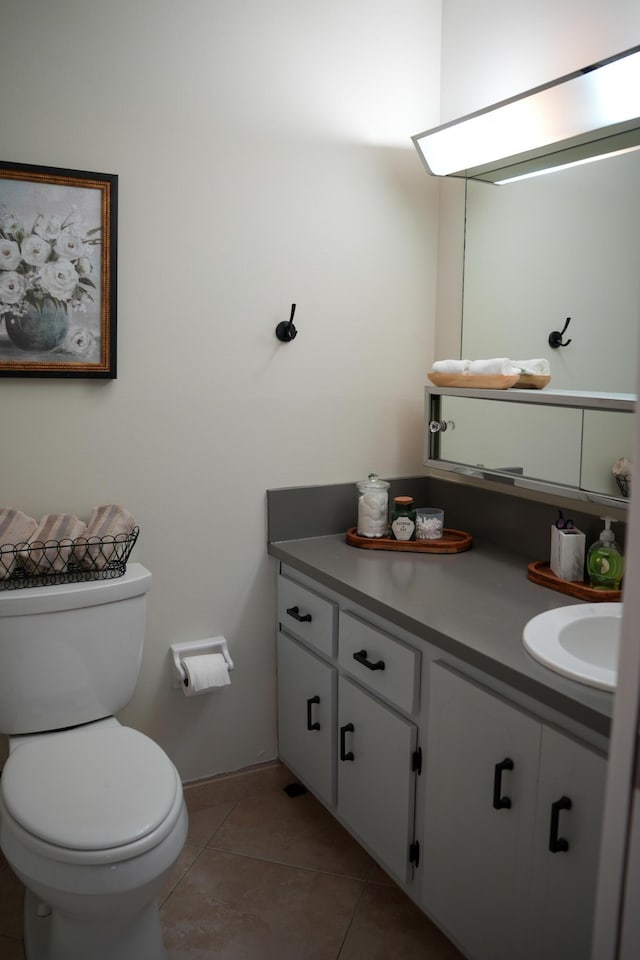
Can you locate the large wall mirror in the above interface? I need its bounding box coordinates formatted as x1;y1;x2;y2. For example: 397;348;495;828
429;148;639;505
462;150;640;394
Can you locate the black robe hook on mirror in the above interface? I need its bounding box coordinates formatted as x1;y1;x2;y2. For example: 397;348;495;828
276;303;298;342
549;316;572;348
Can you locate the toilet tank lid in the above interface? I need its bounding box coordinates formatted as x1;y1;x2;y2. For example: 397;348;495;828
2;725;178;851
0;563;151;617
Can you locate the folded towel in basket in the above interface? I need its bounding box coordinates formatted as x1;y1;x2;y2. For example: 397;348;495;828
19;514;87;574
74;504;137;570
0;508;38;579
466;358;517;376
431;359;470;375
512;358;551;376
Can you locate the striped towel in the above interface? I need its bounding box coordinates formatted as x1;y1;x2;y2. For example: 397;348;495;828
19;514;87;574
74;504;136;570
0;508;38;579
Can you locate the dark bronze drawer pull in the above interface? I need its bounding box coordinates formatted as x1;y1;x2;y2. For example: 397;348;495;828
306;695;320;731
353;649;385;671
286;605;312;623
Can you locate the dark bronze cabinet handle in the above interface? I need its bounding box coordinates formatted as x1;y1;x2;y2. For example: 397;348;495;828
549;796;572;852
340;722;355;761
493;757;514;809
306;695;320;731
353;649;385;671
286;605;312;623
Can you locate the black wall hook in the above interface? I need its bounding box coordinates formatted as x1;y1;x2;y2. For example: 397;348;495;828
276;303;298;342
548;316;572;348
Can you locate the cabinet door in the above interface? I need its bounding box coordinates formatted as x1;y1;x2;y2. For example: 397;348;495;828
277;631;337;807
423;663;541;960
528;726;606;960
337;675;417;883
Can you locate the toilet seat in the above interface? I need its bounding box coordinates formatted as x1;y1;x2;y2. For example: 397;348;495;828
2;725;181;858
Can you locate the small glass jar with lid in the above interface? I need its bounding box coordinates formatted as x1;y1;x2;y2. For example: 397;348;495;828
390;496;417;541
356;473;390;538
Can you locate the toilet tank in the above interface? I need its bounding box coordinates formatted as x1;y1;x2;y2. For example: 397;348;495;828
0;564;152;735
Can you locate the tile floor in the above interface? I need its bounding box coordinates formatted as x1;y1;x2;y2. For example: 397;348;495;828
0;762;464;959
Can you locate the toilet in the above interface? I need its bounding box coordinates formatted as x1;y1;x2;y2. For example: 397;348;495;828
0;564;187;960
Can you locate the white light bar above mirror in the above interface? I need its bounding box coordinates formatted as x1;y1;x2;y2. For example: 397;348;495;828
412;46;640;183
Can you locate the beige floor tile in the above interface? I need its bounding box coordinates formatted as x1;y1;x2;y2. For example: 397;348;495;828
186;800;237;846
161;847;362;960
183;762;292;812
0;936;26;960
0;867;24;940
208;789;384;881
339;883;465;960
159;843;203;905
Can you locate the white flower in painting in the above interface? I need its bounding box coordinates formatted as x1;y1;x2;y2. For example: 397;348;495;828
0;239;21;270
65;327;96;356
76;256;93;276
54;229;85;261
0;212;21;236
39;259;77;301
0;271;26;304
21;234;52;267
34;214;63;241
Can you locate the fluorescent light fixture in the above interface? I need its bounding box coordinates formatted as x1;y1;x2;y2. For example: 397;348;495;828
412;45;640;183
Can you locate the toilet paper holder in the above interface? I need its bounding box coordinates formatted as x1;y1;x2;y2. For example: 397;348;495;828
170;637;234;689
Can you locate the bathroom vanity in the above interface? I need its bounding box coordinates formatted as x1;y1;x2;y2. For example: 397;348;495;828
268;482;613;960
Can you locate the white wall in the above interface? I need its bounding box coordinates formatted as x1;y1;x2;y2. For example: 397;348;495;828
0;0;442;780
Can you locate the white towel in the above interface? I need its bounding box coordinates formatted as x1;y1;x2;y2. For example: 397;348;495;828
0;508;38;579
19;514;87;574
512;358;551;376
467;358;517;376
74;504;136;570
431;359;470;375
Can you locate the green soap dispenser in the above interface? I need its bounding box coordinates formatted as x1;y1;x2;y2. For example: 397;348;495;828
587;517;624;590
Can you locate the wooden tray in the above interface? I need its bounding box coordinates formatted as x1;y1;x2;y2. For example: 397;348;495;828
527;561;622;602
427;372;551;390
346;527;472;554
428;372;518;390
515;374;551;389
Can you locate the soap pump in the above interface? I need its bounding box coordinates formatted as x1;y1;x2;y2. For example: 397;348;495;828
587;517;624;590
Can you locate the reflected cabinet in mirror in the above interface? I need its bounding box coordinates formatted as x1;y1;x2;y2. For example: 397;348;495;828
425;387;635;507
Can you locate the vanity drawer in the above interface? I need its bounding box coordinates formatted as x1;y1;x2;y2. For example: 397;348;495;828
338;611;420;715
277;574;337;658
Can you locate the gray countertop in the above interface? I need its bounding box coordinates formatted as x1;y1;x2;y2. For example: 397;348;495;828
268;534;614;736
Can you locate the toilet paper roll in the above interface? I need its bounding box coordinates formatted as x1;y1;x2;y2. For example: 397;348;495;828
182;653;231;696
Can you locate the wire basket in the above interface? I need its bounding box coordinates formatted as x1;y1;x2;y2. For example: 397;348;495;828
0;526;139;590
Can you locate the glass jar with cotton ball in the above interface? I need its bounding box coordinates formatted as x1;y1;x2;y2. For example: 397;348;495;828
356;473;390;538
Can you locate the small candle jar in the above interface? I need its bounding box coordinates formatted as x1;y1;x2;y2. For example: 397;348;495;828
390;496;416;541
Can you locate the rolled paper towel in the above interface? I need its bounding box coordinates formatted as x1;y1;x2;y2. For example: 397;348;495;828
466;358;517;376
0;508;38;579
431;359;470;375
512;358;551;375
19;514;87;574
74;503;137;570
181;653;231;696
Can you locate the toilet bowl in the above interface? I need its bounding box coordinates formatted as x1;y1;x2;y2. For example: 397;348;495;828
0;719;188;960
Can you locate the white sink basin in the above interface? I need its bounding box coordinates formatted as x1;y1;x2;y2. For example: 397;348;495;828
523;603;623;691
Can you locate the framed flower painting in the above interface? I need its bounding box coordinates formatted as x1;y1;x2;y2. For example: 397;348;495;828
0;161;117;377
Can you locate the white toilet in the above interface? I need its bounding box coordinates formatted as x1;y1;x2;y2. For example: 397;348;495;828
0;564;187;960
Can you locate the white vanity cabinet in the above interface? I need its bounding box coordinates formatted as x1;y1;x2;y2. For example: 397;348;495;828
423;661;606;960
276;573;421;884
277;631;337;807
